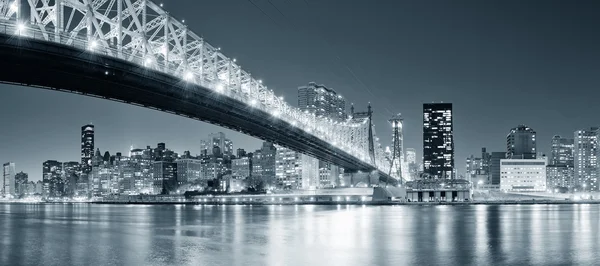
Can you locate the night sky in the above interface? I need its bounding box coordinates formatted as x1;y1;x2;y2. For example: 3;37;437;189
1;0;599;181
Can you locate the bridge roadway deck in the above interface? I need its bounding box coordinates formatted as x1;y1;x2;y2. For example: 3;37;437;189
0;32;395;180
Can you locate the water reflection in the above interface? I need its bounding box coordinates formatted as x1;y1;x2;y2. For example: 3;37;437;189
1;203;600;266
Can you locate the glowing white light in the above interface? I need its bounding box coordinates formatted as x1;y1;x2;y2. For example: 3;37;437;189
215;83;225;92
10;2;18;11
16;22;25;33
272;110;280;117
233;58;236;62
258;79;263;84
144;57;153;67
184;71;194;81
250;99;258;106
89;40;98;50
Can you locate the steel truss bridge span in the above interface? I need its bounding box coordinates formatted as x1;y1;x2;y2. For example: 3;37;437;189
0;0;398;184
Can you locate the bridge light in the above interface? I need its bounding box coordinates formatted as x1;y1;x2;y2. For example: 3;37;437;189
144;57;153;67
258;79;262;84
89;40;98;50
10;2;18;11
233;58;237;63
249;99;257;106
16;22;25;34
215;83;224;92
184;71;194;81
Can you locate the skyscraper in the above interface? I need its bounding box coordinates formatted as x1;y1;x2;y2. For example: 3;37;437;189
275;145;301;189
201;132;233;157
298;82;346;120
152;161;177;194
298;82;347;185
81;124;94;175
252;142;277;186
550;135;574;166
423;103;454;179
14;171;28;196
506;125;536;159
3;162;16;197
574;128;599;191
489;152;506;186
42;160;63;198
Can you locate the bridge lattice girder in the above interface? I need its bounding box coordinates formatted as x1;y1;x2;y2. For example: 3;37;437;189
0;0;396;179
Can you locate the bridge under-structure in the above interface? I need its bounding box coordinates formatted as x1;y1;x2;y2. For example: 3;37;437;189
0;0;399;186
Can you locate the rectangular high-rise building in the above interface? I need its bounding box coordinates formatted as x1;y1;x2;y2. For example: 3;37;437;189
252;142;277;187
298;82;346;121
152;161;177;194
574;128;599;191
14;171;28;196
176;158;202;186
42;160;63;198
550;135;574;166
507;125;536;159
3;162;16;197
201;132;233;157
489;152;506;185
81;125;94;175
275;145;301;189
423;103;454;179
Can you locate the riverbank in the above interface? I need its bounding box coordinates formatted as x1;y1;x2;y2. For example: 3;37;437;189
86;199;600;206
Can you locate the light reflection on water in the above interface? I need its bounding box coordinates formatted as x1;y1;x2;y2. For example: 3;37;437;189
1;204;599;266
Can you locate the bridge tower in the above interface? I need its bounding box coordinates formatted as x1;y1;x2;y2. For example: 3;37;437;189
388;114;403;185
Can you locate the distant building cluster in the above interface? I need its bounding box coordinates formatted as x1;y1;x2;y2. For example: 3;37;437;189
1;81;368;200
466;124;600;193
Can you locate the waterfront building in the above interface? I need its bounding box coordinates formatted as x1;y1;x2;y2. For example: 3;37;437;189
507;125;537;159
251;142;277;187
152;161;177;194
42;160;63;198
488;152;505;186
3;162;16;197
298;82;347;184
550;135;574;166
574;128;599;191
176;158;203;187
500;158;546;192
546;165;573;190
299;154;319;189
275;145;301;189
423;103;454;179
201;156;226;181
231;157;252;179
62;161;80;197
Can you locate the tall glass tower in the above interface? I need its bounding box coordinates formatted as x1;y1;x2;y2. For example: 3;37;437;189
81;124;95;175
423;103;454;179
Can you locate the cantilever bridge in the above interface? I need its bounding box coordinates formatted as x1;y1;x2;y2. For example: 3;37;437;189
0;0;399;185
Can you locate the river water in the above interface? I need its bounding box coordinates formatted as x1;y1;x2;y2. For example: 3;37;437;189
1;203;599;266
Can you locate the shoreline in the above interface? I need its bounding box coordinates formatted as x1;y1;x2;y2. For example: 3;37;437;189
0;200;596;206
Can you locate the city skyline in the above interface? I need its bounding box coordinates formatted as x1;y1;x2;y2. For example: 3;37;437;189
1;0;600;180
